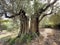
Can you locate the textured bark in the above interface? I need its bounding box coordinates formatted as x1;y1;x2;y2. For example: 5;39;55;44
30;15;40;35
20;15;29;34
17;14;29;37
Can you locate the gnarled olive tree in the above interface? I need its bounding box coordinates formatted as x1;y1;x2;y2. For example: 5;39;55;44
0;0;58;37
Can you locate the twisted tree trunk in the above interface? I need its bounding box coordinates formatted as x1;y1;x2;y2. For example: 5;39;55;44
17;14;29;37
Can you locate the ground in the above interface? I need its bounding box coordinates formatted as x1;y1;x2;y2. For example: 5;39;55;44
28;28;60;45
0;28;60;45
0;30;18;45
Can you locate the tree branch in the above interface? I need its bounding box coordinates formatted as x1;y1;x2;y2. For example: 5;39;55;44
39;6;53;22
2;9;25;18
5;12;17;18
6;9;26;18
39;0;58;14
0;12;18;18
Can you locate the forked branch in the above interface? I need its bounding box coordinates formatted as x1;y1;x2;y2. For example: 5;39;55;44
39;6;53;22
39;0;58;14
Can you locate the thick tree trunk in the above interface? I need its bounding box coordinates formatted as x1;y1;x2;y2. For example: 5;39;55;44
17;14;40;37
30;15;40;36
17;15;29;37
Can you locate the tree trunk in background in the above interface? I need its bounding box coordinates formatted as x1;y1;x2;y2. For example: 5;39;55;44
17;14;29;37
30;15;40;36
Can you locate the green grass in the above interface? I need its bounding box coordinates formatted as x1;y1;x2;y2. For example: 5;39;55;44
8;32;38;45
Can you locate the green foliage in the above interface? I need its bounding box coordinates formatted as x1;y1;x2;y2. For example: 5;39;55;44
8;32;37;45
0;20;10;23
0;20;9;30
49;14;60;24
40;14;60;27
0;25;7;30
40;14;60;28
8;38;16;45
39;16;50;27
0;19;19;32
2;20;14;31
34;0;44;12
